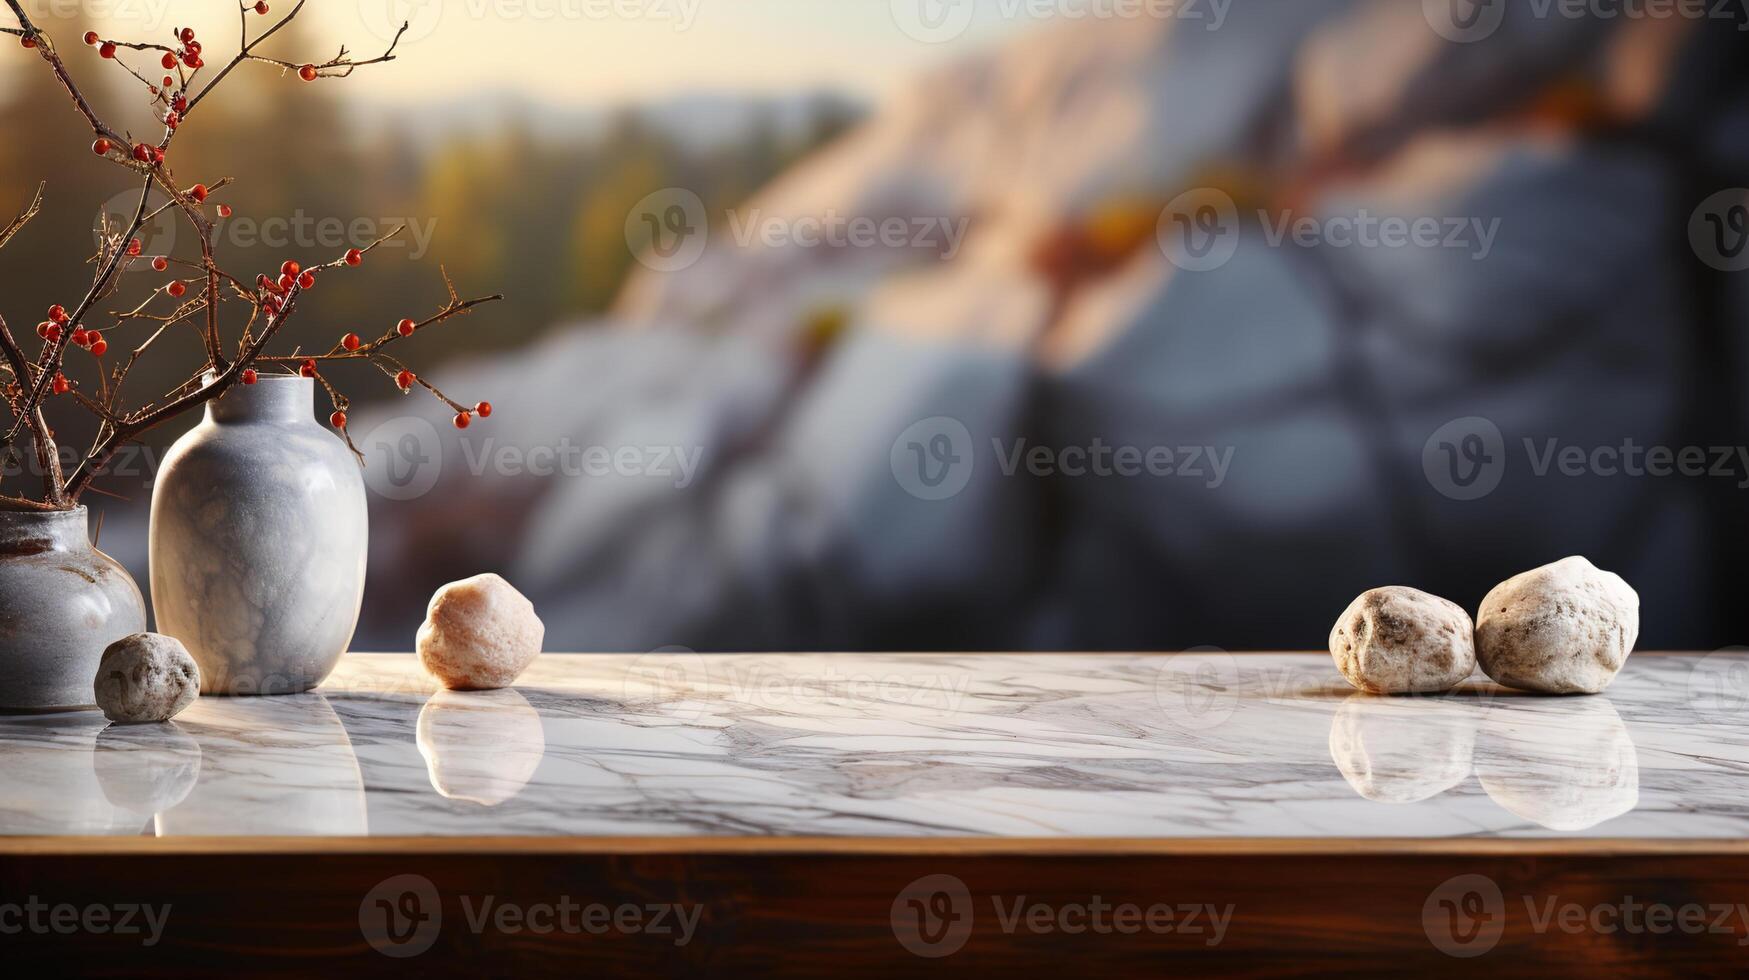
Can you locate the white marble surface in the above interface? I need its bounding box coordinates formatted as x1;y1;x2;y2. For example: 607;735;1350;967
3;652;1746;838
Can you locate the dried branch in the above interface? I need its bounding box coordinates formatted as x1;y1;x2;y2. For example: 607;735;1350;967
4;2;500;506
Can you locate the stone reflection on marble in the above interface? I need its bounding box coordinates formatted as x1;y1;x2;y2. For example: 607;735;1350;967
1329;695;1478;804
0;716;162;834
1476;697;1639;832
156;694;368;835
1;653;1741;839
93;724;203;815
1324;688;1643;831
418;689;546;805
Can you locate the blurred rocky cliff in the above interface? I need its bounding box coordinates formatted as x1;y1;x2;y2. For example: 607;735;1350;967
356;1;1749;652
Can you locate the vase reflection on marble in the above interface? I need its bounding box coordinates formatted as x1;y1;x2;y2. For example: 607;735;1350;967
0;506;147;711
149;375;367;695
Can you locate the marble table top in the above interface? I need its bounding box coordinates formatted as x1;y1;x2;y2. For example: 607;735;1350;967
3;652;1746;840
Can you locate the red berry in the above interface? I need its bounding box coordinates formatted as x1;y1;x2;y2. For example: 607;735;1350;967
180;28;196;45
152;147;165;165
453;412;472;430
299;359;317;378
127;239;142;256
165;112;179;130
152;256;169;272
299;64;317;82
85;32;100;46
187;41;202;57
188;184;206;203
217;204;233;218
100;42;117;59
255;1;269;13
51;373;69;396
162;76;174;88
242;368;258;385
133;143;152;162
89;339;108;357
396;318;416;337
277;273;295;291
21;35;36;50
395;369;415;390
344;248;362;266
281;260;300;277
70;328;89;347
329;410;347;429
36;322;57;342
183;53;201;70
172;94;187;112
47;304;67;323
92;138;111;156
341;332;361;352
86;330;102;347
162;52;177;70
298;270;315;289
167;281;187;298
475;401;493;418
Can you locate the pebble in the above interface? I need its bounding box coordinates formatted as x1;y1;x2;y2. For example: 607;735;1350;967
93;633;200;724
1475;556;1638;694
1329;586;1475;694
417;573;544;690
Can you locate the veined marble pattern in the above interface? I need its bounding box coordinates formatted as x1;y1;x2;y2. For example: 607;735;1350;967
2;652;1747;838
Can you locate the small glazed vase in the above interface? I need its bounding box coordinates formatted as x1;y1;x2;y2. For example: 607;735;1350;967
0;506;147;712
150;375;367;695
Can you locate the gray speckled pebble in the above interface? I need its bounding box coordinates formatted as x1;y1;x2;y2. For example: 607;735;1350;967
1476;556;1639;694
1329;586;1475;694
93;633;200;724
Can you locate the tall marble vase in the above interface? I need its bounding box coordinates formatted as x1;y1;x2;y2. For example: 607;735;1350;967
0;506;147;711
150;375;367;695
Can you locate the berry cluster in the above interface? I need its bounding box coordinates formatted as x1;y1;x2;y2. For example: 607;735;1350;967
31;305;108;366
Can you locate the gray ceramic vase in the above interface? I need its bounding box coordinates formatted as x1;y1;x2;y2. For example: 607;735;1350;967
0;506;147;711
150;375;367;695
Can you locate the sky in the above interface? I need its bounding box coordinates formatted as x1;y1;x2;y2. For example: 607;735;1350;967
7;0;1034;108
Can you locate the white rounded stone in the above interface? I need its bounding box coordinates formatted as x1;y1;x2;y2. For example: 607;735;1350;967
1328;586;1475;694
1475;556;1638;694
417;573;544;690
92;633;200;724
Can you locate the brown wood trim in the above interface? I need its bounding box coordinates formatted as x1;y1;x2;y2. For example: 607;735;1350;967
5;835;1748;857
6;849;1749;974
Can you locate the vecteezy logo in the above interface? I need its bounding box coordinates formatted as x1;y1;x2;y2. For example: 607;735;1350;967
1688;647;1749;724
93;188;179;258
1422;874;1504;957
1423;0;1506;43
890;416;975;501
1690;189;1749;273
1423;416;1506;501
891;0;976;44
621;646;714;721
358;415;443;501
359;874;442;958
626;188;709;272
890;874;973;958
1157;188;1241;272
1152;647;1240;732
360;0;445;46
